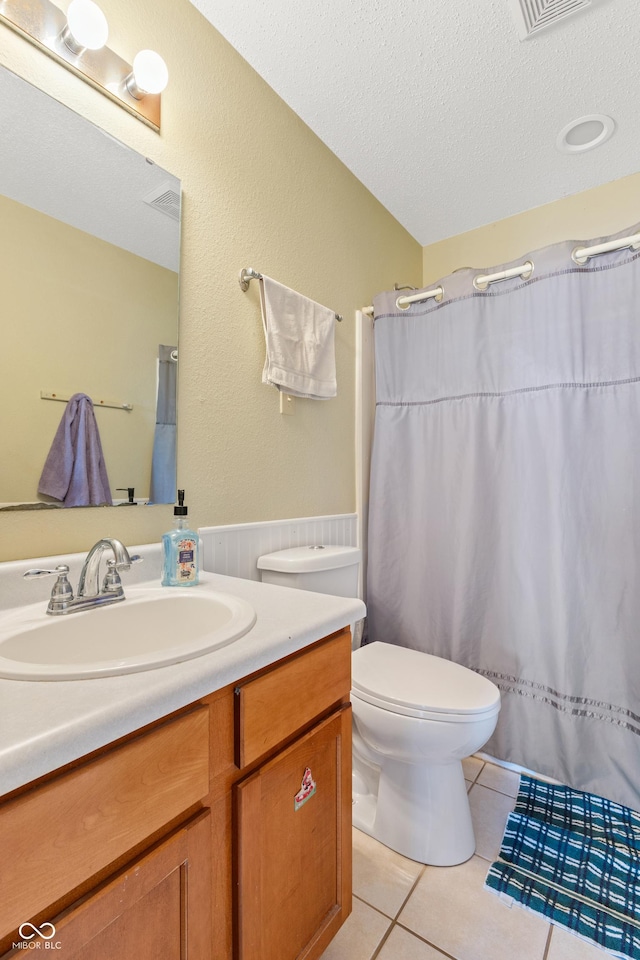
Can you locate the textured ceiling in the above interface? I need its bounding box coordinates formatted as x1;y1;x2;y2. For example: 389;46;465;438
190;0;639;246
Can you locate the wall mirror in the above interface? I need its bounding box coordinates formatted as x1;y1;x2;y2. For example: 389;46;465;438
0;64;181;510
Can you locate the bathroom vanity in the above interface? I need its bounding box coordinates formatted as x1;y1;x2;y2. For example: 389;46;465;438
0;568;364;959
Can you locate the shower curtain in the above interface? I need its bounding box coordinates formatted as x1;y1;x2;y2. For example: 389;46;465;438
367;226;640;810
149;344;177;504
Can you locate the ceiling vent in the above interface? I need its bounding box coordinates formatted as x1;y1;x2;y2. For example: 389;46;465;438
509;0;592;39
143;181;181;221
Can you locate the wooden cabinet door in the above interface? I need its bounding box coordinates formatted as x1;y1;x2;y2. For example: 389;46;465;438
12;812;213;960
236;706;352;960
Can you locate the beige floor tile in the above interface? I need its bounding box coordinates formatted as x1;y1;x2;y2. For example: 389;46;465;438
468;784;516;862
462;756;485;784
378;925;449;959
319;897;392;960
398;855;550;960
546;924;613;959
353;828;424;918
476;763;521;798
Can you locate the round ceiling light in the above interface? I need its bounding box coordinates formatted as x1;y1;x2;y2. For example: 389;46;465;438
556;115;615;154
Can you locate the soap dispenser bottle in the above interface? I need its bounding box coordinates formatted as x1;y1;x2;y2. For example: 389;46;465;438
162;490;200;587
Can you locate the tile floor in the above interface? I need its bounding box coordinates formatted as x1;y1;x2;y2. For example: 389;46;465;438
321;757;611;960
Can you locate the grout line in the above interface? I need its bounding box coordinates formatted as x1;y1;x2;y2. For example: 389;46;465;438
352;892;396;921
393;863;427;920
353;862;428;924
368;922;395;960
393;921;460;960
348;894;396;960
470;780;520;801
541;922;554;960
351;891;415;925
464;759;485;786
475;850;500;863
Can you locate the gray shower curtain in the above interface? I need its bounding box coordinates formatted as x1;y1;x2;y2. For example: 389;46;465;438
149;344;177;504
367;225;640;810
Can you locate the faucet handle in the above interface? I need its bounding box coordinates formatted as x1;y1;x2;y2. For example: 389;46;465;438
103;559;124;596
113;553;143;571
102;555;143;595
24;565;74;608
24;564;70;579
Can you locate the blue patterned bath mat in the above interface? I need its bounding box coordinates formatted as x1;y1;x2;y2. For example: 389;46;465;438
485;775;640;958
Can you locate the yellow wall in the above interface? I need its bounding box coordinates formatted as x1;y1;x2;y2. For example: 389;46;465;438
422;172;640;284
0;0;422;561
0;195;177;505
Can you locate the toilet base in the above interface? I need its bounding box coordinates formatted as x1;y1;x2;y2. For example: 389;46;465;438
352;753;476;866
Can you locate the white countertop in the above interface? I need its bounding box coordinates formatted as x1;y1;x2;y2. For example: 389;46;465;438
0;570;365;796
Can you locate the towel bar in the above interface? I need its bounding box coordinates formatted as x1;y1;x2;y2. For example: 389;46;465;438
239;268;343;321
41;391;133;411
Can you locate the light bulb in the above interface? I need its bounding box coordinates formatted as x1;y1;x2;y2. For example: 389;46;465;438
65;0;108;52
131;50;169;95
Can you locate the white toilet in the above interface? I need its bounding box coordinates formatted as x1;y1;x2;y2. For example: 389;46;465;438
257;545;501;866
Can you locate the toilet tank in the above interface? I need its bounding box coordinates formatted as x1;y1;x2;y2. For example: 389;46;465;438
257;545;361;598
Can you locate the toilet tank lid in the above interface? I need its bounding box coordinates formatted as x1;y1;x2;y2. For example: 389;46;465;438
352;642;501;717
257;545;361;573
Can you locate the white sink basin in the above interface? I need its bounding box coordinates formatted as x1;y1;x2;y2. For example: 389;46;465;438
0;585;256;680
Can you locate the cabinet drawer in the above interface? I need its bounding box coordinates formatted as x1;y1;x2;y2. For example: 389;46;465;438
235;629;351;768
0;705;209;940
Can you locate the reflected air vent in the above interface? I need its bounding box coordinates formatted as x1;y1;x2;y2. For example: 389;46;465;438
509;0;591;39
143;181;181;221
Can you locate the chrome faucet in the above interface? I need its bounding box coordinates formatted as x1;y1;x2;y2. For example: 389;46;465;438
24;538;142;615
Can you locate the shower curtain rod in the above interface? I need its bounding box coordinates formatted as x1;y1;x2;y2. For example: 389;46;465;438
239;267;343;321
361;229;640;316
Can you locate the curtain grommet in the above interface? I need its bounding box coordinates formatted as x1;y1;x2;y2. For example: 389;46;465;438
571;246;589;265
473;261;533;291
396;286;443;310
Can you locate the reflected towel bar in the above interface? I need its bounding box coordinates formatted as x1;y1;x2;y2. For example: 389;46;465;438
41;391;133;411
239;267;343;321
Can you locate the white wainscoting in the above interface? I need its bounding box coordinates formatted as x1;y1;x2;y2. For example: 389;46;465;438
198;514;358;582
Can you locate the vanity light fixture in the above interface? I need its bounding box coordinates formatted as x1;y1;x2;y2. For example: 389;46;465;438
126;49;169;99
61;0;108;55
0;0;168;130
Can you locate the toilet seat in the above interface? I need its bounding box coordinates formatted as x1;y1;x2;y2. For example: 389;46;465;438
352;641;501;723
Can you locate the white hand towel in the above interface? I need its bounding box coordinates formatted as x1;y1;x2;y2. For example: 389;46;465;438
259;276;337;399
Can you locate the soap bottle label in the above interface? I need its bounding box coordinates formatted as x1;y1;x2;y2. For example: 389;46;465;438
177;538;197;582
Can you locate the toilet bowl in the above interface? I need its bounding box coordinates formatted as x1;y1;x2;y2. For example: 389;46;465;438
351;641;500;865
256;546;501;866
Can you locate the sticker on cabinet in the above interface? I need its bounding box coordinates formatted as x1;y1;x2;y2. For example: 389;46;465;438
294;767;317;810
